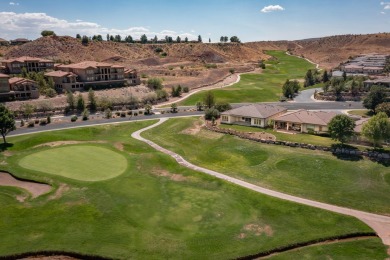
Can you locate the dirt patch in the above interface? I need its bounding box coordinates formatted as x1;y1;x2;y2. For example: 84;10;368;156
114;142;124;151
152;168;188;182
181;120;203;135
0;172;51;200
3;151;13;157
48;183;69;200
34;140;107;148
242;223;274;237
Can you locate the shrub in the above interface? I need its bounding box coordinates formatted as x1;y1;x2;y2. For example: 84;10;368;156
141;73;148;78
161;52;167;57
215;102;232;112
46;116;51;124
105;108;112;119
28;120;35;127
20;119;25;127
205;108;220;120
205;63;217;69
229;68;235;74
71;115;78;122
183;86;189;93
127;110;133;116
120;111;126;117
82;109;89;121
39;118;47;125
115;111;120;116
147;78;163;90
34;119;39;124
154;47;163;53
139;111;144;115
133;112;138;116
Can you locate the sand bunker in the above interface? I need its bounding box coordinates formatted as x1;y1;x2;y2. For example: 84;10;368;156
0;172;51;200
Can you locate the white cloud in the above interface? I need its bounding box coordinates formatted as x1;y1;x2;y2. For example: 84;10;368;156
381;11;386;14
9;2;19;5
0;12;196;40
261;5;284;13
381;1;390;9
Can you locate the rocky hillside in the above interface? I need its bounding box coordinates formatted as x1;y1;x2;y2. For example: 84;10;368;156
1;33;389;69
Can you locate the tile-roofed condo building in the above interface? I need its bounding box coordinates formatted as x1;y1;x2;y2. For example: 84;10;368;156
1;56;55;74
0;73;39;101
47;61;140;92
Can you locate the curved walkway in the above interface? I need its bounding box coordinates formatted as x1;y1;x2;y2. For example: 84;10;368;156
155;73;242;108
132;118;390;246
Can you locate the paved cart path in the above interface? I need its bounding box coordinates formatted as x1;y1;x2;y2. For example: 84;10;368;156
132;118;390;246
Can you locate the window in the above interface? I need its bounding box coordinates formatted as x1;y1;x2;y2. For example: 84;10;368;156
222;115;228;122
254;119;261;125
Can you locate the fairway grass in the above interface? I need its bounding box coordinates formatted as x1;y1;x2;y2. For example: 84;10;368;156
179;50;315;106
19;145;127;181
143;117;390;215
0;121;385;259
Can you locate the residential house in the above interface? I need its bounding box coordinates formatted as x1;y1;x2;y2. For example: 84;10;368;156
274;110;338;133
10;38;30;45
340;54;388;75
124;68;141;85
1;56;55;74
0;38;9;46
221;104;287;128
0;74;39;100
364;76;390;88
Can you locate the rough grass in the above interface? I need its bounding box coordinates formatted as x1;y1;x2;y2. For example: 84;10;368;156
143;117;390;215
0;121;385;259
19;145;128;181
267;237;387;260
179;50;315;106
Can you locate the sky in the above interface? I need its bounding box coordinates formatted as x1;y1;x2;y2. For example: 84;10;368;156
0;0;389;42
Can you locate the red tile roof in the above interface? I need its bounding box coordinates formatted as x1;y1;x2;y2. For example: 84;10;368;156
58;61;124;69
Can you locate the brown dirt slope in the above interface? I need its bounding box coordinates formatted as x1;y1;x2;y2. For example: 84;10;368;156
1;33;389;69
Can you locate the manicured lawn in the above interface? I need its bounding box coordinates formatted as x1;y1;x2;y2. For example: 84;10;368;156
179;50;315;106
218;123;337;147
268;238;388;260
0;121;384;259
143;117;390;215
19;145;128;181
348;109;371;118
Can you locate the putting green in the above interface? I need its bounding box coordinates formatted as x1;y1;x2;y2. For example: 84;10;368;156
19;145;127;181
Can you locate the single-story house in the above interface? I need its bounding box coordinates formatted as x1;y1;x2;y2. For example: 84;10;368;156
274;109;338;133
221;104;287;128
364;77;390;88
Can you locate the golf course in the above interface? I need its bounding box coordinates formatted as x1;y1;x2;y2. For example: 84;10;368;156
179;50;315;106
0;120;388;259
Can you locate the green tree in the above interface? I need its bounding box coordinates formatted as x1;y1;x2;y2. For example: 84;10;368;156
215;102;232;112
82;35;89;45
0;104;16;144
184;37;188;43
170;103;178;113
77;93;85;112
196;101;203;111
230;36;241;43
88;88;97;111
375;102;390;117
176;36;181;43
327;114;356;144
203;91;215;109
20;103;35;119
363;86;387;113
342;71;347;81
82;109;89;121
66;91;75;110
304;69;315;88
198;35;202;43
76;34;81;39
171;85;182;97
41;30;56;37
362;112;390;147
147;78;163;90
106;34;110;41
104;108;112;119
140;34;148;44
322;70;329;83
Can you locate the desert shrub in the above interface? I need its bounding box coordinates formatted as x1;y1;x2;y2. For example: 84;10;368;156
39;118;47;125
34;119;39;124
120;111;126;117
229;69;235;74
115;111;120;116
133;112;138;116
105;108;112;119
82;109;89;121
127;110;133;116
139;111;144;115
71;115;78;122
28;120;35;127
146;78;163;90
154;47;163;53
205;63;217;69
20;119;25;127
183;86;189;93
141;73;148;78
46;116;51;124
161;52;167;57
